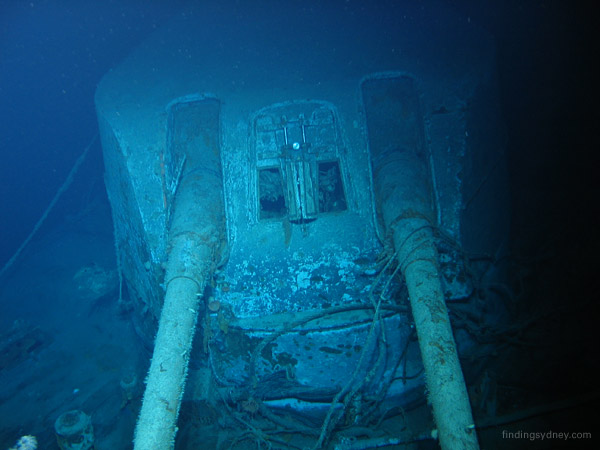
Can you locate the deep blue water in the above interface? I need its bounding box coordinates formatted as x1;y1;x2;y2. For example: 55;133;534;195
0;1;593;282
0;1;596;449
1;0;182;263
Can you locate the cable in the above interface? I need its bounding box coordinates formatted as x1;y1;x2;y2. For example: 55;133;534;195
0;134;97;279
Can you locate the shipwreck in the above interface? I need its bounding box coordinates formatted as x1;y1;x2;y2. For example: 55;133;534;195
95;3;508;449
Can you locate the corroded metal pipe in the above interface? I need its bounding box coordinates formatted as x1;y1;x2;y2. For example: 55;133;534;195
134;100;226;450
366;74;479;449
372;147;479;450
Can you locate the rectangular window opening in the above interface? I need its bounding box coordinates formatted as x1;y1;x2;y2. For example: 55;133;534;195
259;168;286;219
318;161;347;213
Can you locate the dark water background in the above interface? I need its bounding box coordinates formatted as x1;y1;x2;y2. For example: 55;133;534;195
0;0;596;447
1;0;594;274
1;0;182;261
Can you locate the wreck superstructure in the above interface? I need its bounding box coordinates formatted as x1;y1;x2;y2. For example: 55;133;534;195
96;3;508;449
